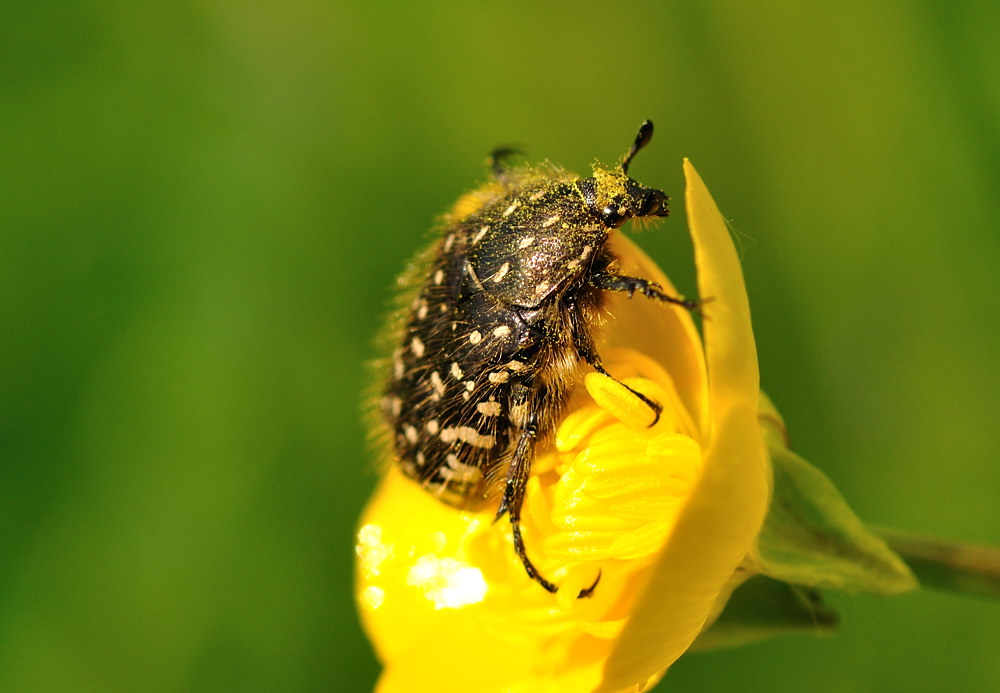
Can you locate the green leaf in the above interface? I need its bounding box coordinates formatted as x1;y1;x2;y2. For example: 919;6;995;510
691;575;837;652
754;421;918;595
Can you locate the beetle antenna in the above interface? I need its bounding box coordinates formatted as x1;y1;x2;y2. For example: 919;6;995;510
622;120;654;174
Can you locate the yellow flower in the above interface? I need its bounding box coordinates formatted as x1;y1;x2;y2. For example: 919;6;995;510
356;161;771;692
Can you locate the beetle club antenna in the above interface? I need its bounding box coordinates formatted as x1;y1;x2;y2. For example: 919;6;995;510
622;120;655;174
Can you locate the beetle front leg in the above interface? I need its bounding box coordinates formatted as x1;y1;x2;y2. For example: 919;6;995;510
588;272;700;312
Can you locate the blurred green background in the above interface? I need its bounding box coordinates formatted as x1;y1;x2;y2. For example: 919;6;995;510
2;1;998;691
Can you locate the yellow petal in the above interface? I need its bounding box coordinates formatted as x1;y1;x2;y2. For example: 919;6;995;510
599;404;768;692
684;159;760;411
598;161;770;691
605;234;709;437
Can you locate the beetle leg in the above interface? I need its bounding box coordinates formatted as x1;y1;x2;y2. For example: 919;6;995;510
496;384;598;598
589;272;701;312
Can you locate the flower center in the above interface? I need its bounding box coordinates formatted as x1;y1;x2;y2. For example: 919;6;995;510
520;348;704;615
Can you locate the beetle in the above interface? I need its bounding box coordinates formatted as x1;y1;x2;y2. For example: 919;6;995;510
379;121;697;596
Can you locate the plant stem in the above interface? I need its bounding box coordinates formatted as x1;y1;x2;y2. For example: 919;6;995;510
875;527;1000;600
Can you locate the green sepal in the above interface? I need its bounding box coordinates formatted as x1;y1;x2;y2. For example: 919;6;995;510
753;399;918;595
690;575;837;652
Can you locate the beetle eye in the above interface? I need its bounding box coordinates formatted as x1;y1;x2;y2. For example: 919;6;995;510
601;205;626;228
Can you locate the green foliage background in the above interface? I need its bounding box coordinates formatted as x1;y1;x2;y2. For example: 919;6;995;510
2;1;997;690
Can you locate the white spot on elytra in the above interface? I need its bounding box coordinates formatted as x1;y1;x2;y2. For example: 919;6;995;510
492;262;510;283
411;336;425;358
450;362;463;379
464;380;475;392
416;299;429;320
429;370;445;399
542;215;560;228
426;419;439;435
510;402;529;427
434;268;444;285
439;426;496;449
403;424;419;445
472;226;489;245
385;396;402;418
534;281;551;296
468;331;483;345
517;236;535;250
502;201;519;217
439;453;482;485
477;401;502;417
492;325;511;338
581;244;593;260
488;371;509;384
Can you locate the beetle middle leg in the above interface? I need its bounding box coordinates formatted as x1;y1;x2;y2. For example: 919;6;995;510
569;301;664;427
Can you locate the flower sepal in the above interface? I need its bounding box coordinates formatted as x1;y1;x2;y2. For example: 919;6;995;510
690;575;838;652
751;394;918;596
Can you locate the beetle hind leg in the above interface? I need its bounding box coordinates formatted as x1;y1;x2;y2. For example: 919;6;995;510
496;403;599;599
